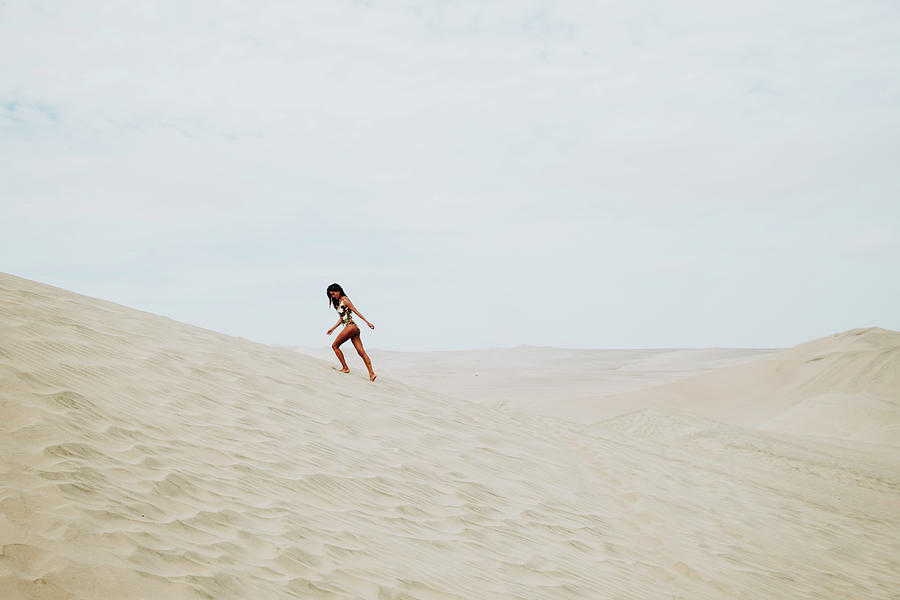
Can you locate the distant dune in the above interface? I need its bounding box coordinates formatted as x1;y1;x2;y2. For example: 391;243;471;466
291;345;780;415
592;327;900;446
2;272;899;599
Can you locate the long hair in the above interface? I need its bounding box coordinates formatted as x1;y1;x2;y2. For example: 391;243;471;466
326;283;345;309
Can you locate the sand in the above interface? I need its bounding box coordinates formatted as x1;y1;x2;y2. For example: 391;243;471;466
2;272;899;599
290;345;780;419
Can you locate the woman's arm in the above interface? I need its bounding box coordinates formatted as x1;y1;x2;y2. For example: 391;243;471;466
342;297;375;329
327;317;342;335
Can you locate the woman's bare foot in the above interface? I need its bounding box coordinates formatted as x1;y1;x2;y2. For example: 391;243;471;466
332;367;350;373
369;374;377;382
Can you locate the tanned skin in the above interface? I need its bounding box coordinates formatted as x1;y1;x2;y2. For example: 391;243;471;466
327;290;376;381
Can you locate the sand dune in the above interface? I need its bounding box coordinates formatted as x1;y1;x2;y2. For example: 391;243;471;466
589;328;900;446
2;272;899;599
290;345;779;417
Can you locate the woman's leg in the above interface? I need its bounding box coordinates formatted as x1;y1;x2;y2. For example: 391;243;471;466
331;325;357;372
351;334;376;381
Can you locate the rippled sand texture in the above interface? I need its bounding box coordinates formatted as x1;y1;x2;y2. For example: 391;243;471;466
2;272;899;599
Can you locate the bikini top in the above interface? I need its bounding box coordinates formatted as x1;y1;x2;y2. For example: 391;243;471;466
337;300;355;325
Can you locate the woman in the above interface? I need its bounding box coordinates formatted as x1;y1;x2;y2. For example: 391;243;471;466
326;283;376;381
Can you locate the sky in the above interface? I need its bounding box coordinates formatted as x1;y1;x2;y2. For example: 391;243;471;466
2;0;899;351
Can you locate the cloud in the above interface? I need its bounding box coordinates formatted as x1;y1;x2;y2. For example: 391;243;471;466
2;0;899;349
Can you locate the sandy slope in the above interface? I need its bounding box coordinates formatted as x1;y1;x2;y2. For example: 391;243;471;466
2;272;899;599
290;345;779;417
589;328;900;446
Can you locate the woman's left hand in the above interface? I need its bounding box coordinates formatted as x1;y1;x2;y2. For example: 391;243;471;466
368;323;375;330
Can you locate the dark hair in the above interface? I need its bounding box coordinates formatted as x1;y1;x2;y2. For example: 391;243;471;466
326;283;345;309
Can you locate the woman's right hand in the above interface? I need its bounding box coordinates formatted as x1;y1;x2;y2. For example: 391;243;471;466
327;328;334;335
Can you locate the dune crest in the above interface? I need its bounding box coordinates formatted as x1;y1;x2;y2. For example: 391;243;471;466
2;273;899;599
593;328;900;445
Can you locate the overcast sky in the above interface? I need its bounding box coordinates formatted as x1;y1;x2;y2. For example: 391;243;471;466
3;0;899;350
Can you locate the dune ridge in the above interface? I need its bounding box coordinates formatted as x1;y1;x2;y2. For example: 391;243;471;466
290;345;780;414
592;327;900;445
2;272;899;599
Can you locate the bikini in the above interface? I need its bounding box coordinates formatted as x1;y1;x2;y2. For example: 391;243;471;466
337;300;355;326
